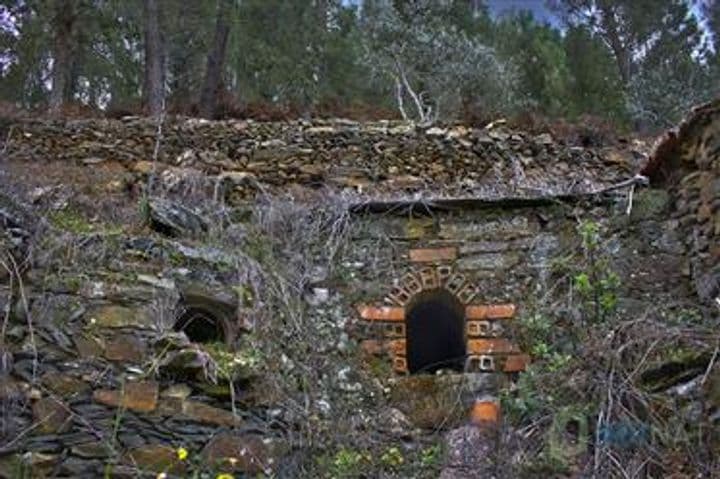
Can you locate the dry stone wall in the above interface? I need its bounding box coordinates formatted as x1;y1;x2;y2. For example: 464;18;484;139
4;116;642;203
0;114;711;477
643;99;720;304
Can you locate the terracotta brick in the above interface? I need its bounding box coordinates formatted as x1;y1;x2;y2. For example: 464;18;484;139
393;356;408;374
470;400;500;426
465;304;516;320
383;322;406;338
387;339;406;357
467;339;518;355
409;247;457;263
357;304;405;321
503;354;530;373
467;355;495;372
467;320;492;337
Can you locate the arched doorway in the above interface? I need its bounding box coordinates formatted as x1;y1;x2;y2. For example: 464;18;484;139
405;289;466;374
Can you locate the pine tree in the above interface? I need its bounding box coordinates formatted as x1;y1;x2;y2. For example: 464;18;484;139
563;26;626;122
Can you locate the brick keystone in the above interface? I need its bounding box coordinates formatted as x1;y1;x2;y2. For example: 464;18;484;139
465;304;516;320
357;304;405;321
503;354;530;373
467;339;519;355
470;399;500;426
409;247;457;263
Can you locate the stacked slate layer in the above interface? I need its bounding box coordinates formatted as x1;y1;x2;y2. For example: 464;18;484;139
643;99;720;303
5;117;645;203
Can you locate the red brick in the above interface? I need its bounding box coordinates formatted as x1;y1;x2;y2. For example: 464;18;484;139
387;339;406;357
383;322;406;338
467;339;518;355
465;304;516;320
503;354;530;373
469;400;500;426
357;304;405;322
393;357;408;374
409;247;457;263
467;320;492;337
467;355;496;372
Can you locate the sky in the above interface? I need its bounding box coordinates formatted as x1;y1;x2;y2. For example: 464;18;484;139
486;0;560;25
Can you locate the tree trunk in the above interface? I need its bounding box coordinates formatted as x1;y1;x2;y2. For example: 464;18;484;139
469;0;484;18
199;0;232;119
599;3;632;86
49;0;76;115
143;0;165;117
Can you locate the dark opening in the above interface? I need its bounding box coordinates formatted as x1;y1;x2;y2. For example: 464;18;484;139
175;307;225;343
405;289;466;374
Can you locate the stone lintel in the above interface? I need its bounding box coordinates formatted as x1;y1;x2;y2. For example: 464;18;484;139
409;247;458;263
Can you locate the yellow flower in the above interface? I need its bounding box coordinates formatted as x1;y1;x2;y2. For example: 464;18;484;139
176;447;189;461
156;473;167;479
216;474;235;479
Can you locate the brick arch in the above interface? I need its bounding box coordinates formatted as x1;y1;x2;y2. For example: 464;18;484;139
356;265;527;375
405;288;466;374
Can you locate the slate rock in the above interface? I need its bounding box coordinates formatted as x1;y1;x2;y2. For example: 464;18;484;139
148;198;207;237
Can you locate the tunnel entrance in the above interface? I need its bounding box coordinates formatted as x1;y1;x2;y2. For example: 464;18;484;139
405;289;466;374
174;307;226;343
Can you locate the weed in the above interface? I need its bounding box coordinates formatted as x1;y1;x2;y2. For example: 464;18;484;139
419;444;442;468
48;208;95;234
380;446;404;469
322;448;369;478
574;220;620;324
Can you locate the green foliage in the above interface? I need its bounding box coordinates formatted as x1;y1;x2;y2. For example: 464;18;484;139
379;446;404;469
563;26;627;123
48;208;96;234
322;448;370;478
574;220;620;324
202;340;262;382
2;0;714;124
494;11;572;116
49;207;123;235
625;0;719;128
317;443;442;478
519;313;552;355
500;363;547;422
419;444;442;468
360;0;520;122
138;195;151;226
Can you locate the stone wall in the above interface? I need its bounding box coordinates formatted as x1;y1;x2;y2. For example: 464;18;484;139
2;188;696;477
346;193;697;379
643;99;720;304
4;116;642;202
0;115;709;477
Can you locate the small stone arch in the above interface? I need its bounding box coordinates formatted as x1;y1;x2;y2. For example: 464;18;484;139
174;291;236;345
